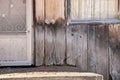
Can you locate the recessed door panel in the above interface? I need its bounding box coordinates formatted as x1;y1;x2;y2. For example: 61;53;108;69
0;0;26;31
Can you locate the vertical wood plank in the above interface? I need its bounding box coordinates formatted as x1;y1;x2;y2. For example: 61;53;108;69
91;0;94;19
100;0;107;19
94;0;100;19
109;24;120;80
35;0;44;23
35;0;45;66
108;0;118;18
81;0;85;20
84;0;92;19
45;0;65;22
71;0;79;19
44;26;55;65
95;25;109;80
70;0;118;20
66;25;88;71
35;25;44;66
78;0;82;19
45;26;65;65
88;25;109;80
87;25;96;72
54;27;66;65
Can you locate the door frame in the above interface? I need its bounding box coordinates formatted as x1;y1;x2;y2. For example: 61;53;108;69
0;0;34;66
26;0;34;66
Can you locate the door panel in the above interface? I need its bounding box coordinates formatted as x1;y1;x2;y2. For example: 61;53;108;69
0;0;26;31
0;0;33;66
0;34;27;61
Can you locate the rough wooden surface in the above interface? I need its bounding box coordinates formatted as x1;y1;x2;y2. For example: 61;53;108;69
45;26;65;65
35;0;120;80
35;25;44;66
44;26;55;65
87;25;96;73
70;0;118;20
35;0;65;24
54;27;66;65
34;23;120;80
45;0;65;21
109;24;120;80
95;25;109;80
35;0;44;23
88;25;109;80
66;25;88;71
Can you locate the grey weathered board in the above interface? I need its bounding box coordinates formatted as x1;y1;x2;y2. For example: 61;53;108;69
87;25;96;73
109;24;120;80
66;25;88;71
95;25;109;80
35;23;120;80
44;25;66;65
87;25;109;80
35;25;44;66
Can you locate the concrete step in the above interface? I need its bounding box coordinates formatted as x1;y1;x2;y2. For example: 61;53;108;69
0;66;103;80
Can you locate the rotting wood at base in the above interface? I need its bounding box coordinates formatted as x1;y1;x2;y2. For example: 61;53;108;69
35;0;44;24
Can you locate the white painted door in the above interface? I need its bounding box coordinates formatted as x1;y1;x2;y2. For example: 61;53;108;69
0;0;33;66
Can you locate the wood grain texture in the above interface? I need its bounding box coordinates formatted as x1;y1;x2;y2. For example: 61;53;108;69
87;25;96;72
35;0;44;23
88;25;109;80
109;24;120;80
35;25;44;66
54;27;66;65
66;25;88;71
95;25;109;80
45;0;65;21
35;0;65;24
70;0;118;20
45;25;65;65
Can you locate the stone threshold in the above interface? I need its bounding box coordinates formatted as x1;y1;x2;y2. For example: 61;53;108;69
0;66;103;80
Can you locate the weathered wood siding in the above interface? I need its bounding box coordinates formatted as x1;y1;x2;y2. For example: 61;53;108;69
35;0;65;66
35;25;44;66
70;0;118;20
66;25;88;71
35;0;65;24
35;0;44;23
87;25;109;80
35;0;120;80
109;24;120;80
44;26;66;65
